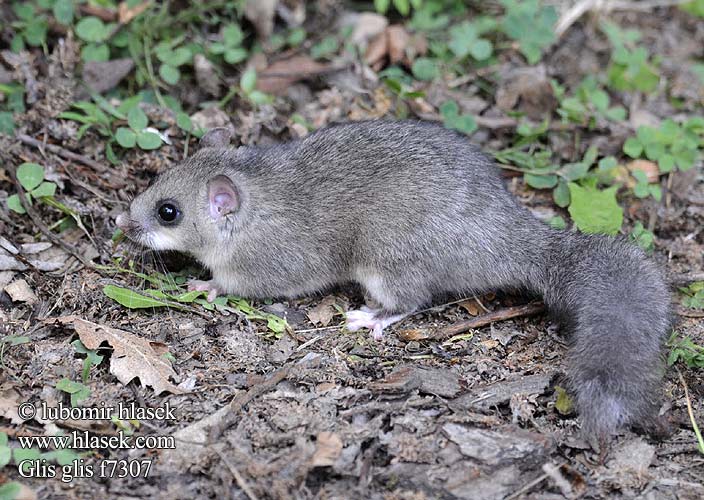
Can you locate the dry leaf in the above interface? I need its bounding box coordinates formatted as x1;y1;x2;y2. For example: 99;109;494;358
627;159;660;183
194;54;221;97
0;384;24;424
245;0;278;39
118;1;150;24
5;279;38;304
364;32;388;67
311;431;343;467
257;55;330;95
387;25;409;64
459;299;481;316
55;316;184;395
350;13;388;46
307;296;337;326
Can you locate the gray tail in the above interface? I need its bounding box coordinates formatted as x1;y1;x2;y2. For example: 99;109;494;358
536;231;671;438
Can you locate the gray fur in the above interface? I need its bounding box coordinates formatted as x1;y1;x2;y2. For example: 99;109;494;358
120;120;671;438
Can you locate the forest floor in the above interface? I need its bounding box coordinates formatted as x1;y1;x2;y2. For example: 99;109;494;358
1;1;704;499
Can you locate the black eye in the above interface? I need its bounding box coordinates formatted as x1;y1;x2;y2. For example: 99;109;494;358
156;202;181;225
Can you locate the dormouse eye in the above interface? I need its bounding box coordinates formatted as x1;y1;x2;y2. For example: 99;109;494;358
156;201;181;226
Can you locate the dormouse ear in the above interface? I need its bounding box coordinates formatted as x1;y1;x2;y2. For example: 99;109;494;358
199;127;233;149
208;175;239;219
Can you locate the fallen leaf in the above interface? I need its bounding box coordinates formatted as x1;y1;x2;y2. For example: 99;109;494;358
458;299;481;316
627;159;660;183
82;58;135;95
190;106;234;132
118;1;150;24
496;65;557;120
350;12;388;46
245;0;278;39
387;25;409;64
4;279;38;304
54;316;184;395
364;32;388;67
0;384;24;424
311;431;343;467
257;55;330;95
194;54;221;97
307;296;338;326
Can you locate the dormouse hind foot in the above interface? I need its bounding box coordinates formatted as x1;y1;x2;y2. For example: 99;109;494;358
345;306;408;340
188;279;221;303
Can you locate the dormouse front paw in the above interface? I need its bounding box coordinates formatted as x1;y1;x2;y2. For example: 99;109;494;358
345;307;408;340
188;279;221;303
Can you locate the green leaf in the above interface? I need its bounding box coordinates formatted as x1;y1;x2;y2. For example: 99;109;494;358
375;0;391;14
0;111;14;135
658;154;675;173
247;90;271;105
75;16;108;43
53;0;74;25
644;141;665;161
81;43;110;62
170;47;192;66
23;18;48;46
224;47;247;64
115;127;137;148
469;39;493;60
0;446;11;469
393;0;410;15
623;137;643;158
448;22;478;59
127;106;148;131
222;24;244;47
525;173;558;189
0;482;21;500
240;68;257;94
554;385;573;415
31;181;56;198
548;215;567;229
103;285;168;309
55;378;90;407
176;112;192;132
311;36;339;59
136;131;162;150
159;64;180;85
7;194;26;214
17;162;44;191
598;156;618;171
567;183;623;235
560;162;590;182
411;58;439;81
553;180;570;207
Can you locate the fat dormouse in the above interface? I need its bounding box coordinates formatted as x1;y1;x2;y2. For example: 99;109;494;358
116;120;671;439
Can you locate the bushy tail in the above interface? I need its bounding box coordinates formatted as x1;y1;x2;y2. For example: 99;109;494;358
539;231;671;438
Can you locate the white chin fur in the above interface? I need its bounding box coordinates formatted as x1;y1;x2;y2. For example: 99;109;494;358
146;232;179;250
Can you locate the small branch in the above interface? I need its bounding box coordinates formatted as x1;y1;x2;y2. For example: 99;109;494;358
427;302;546;341
208;364;291;441
16;133;108;173
677;368;704;455
555;0;691;39
213;447;260;500
669;272;704;287
7;163;93;270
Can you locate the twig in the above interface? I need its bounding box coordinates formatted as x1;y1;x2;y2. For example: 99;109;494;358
213;447;260;500
505;470;550;500
670;272;704;287
428;302;546;340
676;307;704;318
555;0;691;39
7;163;93;270
209;364;292;441
16;133;108;173
677;368;704;455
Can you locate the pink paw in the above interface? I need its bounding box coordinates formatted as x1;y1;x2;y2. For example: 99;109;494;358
345;307;407;340
188;279;220;303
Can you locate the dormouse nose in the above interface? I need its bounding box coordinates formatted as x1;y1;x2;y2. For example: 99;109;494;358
115;212;130;231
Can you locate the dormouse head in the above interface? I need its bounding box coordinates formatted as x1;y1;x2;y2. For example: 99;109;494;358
115;128;243;256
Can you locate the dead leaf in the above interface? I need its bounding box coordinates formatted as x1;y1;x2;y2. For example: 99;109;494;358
5;279;38;304
245;0;278;39
350;12;388;46
459;299;481;316
387;25;409;64
307;296;337;326
364;32;388;67
257;55;330;95
194;54;221;97
627;159;660;183
371;365;461;398
496;65;557;120
54;316;184;395
190;106;234;132
0;384;24;424
118;1;150;24
311;431;343;467
82;58;134;95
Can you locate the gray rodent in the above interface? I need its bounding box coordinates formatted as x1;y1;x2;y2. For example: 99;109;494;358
116;120;671;439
